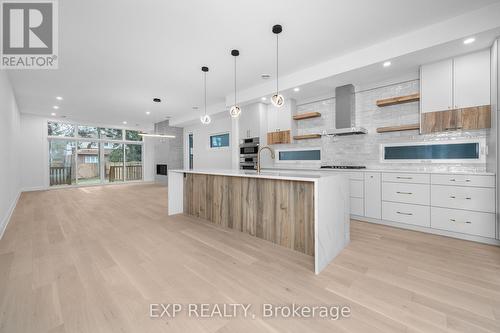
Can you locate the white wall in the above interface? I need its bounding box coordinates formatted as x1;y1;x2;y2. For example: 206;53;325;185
183;114;233;169
19;114;156;190
0;72;21;238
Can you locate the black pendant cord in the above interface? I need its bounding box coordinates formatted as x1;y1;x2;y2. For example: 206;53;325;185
234;56;237;106
276;34;279;94
204;72;207;116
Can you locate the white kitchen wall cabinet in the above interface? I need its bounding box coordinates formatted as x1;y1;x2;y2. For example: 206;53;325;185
420;59;453;113
267;98;296;132
364;172;381;219
420;49;491;114
453;50;491;109
239;103;266;139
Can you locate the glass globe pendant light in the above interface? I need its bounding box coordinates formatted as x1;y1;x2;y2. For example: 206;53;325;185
229;49;241;118
200;66;211;125
271;24;285;108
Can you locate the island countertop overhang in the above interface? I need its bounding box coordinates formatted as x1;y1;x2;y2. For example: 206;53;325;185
169;168;342;182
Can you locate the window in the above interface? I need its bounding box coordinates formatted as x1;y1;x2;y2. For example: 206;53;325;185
99;127;123;140
210;133;230;148
278;149;321;161
48;122;75;137
48;122;143;186
382;140;484;163
125;130;143;141
84;156;99;164
78;126;98;138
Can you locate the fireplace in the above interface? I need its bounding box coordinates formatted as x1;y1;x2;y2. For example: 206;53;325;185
156;164;168;176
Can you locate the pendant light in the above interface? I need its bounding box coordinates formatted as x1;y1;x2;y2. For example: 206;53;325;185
200;66;211;125
271;24;284;108
229;49;241;118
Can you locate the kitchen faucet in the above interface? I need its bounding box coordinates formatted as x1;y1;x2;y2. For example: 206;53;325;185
257;146;275;173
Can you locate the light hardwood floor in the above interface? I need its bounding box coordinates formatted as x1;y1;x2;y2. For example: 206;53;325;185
0;183;499;333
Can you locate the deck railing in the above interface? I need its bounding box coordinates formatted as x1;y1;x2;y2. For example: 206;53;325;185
109;165;142;182
50;166;72;185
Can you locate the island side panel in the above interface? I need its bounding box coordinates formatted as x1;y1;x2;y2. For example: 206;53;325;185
315;175;350;274
183;173;314;256
168;172;184;215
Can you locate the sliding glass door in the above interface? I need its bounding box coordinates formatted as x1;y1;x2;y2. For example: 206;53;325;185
49;140;76;186
104;143;124;182
76;141;100;184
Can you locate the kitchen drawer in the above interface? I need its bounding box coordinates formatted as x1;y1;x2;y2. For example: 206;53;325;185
382;201;430;227
431;207;495;238
350;197;364;216
382;182;430;205
431;185;495;213
431;174;495;188
350;179;364;198
347;172;364;181
383;172;430;184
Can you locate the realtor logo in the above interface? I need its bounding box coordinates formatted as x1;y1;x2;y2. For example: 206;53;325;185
1;0;58;69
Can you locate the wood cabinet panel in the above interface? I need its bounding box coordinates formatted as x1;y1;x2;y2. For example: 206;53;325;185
267;130;291;144
183;173;314;255
421;106;490;134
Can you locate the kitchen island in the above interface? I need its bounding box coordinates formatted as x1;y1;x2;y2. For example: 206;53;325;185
168;169;350;274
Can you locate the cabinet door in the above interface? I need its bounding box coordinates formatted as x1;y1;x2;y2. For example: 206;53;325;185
364;172;381;219
461;105;491;130
420;59;453;113
453;50;490;109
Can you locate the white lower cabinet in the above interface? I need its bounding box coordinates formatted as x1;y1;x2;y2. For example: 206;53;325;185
382;201;430;227
364;172;381;219
382;182;430;205
431;185;495;213
431;207;495;238
350;197;364;216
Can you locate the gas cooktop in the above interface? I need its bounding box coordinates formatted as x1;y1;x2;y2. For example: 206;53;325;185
320;165;366;169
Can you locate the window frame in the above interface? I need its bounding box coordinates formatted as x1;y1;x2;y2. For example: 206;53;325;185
274;147;322;165
209;132;230;150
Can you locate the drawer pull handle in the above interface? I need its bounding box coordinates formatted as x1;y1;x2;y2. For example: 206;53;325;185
397;191;413;195
397;211;413;216
396;176;412;179
450;219;472;224
449;195;472;200
449;179;471;182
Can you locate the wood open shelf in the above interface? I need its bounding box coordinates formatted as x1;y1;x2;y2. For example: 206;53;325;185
376;123;420;133
293;112;321;120
376;93;420;107
293;134;322;140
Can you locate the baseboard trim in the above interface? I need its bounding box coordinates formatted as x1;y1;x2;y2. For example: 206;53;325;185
0;190;21;240
352;215;500;246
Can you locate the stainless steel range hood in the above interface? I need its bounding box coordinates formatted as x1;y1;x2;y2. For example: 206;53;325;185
325;84;367;136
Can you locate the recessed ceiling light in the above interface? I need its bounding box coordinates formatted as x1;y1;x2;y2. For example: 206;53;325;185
192;106;199;110
261;97;267;101
146;111;151;115
383;61;391;67
53;105;59;109
463;37;475;45
153;98;161;103
122;121;127;125
56;96;63;100
293;87;300;92
261;74;271;79
51;112;56;116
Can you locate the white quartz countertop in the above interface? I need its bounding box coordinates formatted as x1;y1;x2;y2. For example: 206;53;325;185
170;169;344;182
262;167;495;176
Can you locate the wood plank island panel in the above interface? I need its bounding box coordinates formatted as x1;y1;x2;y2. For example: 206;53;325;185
183;173;315;255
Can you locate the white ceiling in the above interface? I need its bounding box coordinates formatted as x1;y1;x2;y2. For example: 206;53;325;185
7;0;500;127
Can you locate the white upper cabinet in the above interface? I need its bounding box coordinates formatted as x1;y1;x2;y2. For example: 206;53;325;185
267;98;296;132
453;50;491;109
239;103;266;139
420;59;453;113
420;49;491;113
